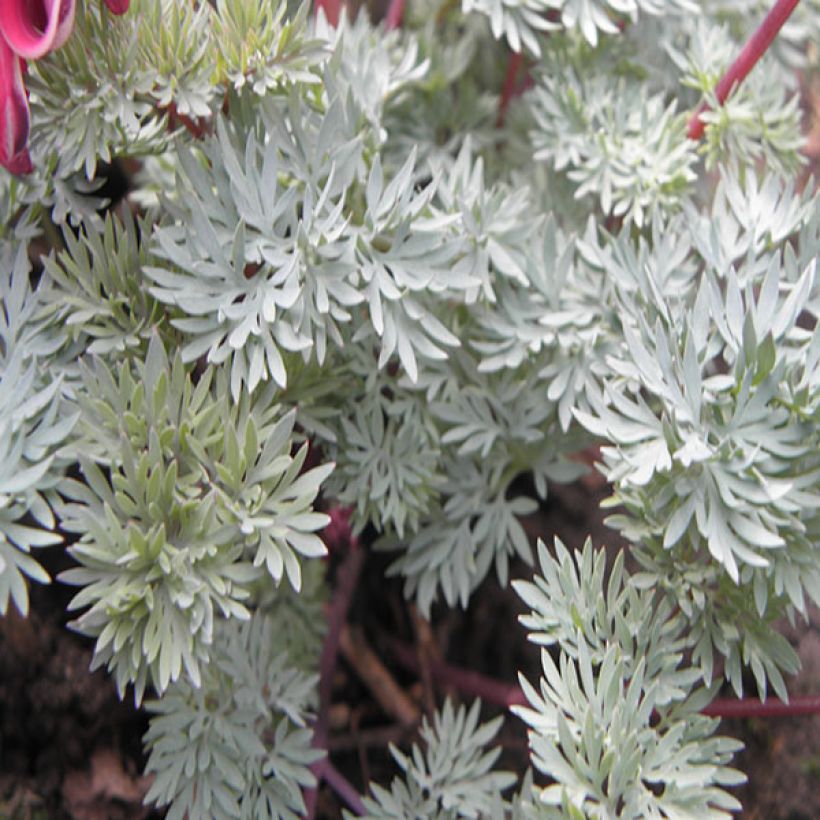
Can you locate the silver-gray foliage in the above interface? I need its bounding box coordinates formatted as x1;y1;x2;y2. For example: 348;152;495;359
353;699;516;819
143;611;323;820
1;0;817;816
514;539;745;818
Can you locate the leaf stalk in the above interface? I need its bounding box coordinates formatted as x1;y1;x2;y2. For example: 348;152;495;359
687;0;802;140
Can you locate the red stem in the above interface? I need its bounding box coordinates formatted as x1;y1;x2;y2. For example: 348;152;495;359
390;639;526;707
497;52;524;127
305;541;365;818
318;544;363;720
315;0;342;27
162;102;212;140
390;639;820;719
703;695;820;719
687;0;802;140
316;759;366;815
385;0;406;30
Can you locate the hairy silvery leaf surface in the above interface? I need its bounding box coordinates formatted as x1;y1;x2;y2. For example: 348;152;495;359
128;150;182;216
315;7;430;140
461;0;559;57
0;159;110;234
25;1;169;180
254;556;327;670
470;215;611;432
515;539;701;705
57;336;331;701
573;175;818;697
147;88;474;393
463;0;695;54
627;536;804;703
670;21;804;173
135;0;217;118
333;401;441;536
2;0;818;813
213;0;326;95
147;112;358;397
430;141;537;302
384;351;585;614
24;0;323;183
325;351;443;538
0;176;41;243
35;0;323;173
0;241;78;615
352;699;515;819
576;212;698;328
41;211;164;356
530;65;697;226
515;539;744;818
143;611;322;820
382;14;500;175
348;149;463;383
686;168;818;288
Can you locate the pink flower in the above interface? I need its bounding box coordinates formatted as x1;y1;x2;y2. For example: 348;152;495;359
0;0;130;175
0;31;34;173
101;0;129;13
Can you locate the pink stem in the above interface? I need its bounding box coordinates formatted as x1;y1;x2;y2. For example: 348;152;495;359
390;639;820;719
316;759;366;815
687;0;802;140
318;545;364;723
497;51;524;127
385;0;406;30
305;542;365;818
703;695;820;719
390;639;526;707
314;0;342;27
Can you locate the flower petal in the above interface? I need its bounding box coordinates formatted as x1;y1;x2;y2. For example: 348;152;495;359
4;145;33;174
0;0;76;60
0;37;33;174
102;0;129;14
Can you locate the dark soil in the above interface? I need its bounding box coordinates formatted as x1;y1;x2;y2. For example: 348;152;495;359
1;479;818;818
0;584;155;819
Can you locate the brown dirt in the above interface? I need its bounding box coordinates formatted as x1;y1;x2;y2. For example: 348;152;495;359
0;580;155;820
321;480;820;818
0;479;817;818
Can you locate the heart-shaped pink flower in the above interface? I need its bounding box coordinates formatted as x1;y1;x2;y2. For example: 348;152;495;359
102;0;129;14
0;37;33;173
0;0;129;174
1;0;76;60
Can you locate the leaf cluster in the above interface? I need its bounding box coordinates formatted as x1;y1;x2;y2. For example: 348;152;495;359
0;241;77;615
143;610;322;820
58;335;331;700
353;699;516;819
0;1;817;816
514;539;744;818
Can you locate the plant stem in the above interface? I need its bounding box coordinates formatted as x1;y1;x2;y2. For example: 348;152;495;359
340;625;420;726
305;540;365;818
703;695;820;719
316;759;367;815
315;0;342;27
328;722;411;752
390;639;526;707
498;52;524;127
391;639;820;719
162;101;211;140
385;0;406;30
687;0;802;140
319;544;364;717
